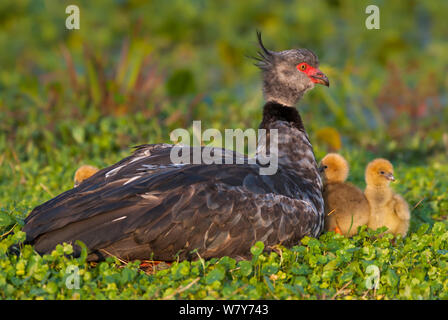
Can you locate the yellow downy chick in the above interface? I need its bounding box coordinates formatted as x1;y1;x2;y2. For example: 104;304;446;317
364;159;410;236
74;165;99;187
320;153;370;236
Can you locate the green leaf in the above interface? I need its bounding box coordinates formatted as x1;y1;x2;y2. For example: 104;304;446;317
0;212;14;227
205;266;225;285
262;262;279;275
250;241;265;256
385;269;399;288
340;271;354;282
417;224;430;236
263;275;275;294
291;263;311;276
45;282;58;294
75;240;88;262
323;259;338;271
432;222;446;235
291;245;307;254
238;260;252;277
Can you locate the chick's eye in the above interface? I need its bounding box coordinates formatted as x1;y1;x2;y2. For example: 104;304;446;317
380;171;385;174
297;63;307;71
324;165;328;169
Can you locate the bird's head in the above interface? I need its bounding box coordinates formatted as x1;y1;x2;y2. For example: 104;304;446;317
365;158;395;187
254;31;329;107
319;153;349;183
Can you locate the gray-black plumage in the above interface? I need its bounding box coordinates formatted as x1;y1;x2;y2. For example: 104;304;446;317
22;33;329;261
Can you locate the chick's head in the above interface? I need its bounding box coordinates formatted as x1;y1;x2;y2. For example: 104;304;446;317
319;153;349;183
74;165;99;187
365;158;395;187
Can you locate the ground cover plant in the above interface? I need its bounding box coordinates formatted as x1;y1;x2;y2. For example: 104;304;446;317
0;0;447;299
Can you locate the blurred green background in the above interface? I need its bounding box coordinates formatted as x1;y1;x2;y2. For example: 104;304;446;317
0;0;447;224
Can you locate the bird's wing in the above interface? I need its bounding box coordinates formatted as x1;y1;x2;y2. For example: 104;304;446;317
78;144;247;187
26;144;245;222
23;159;320;260
392;194;410;221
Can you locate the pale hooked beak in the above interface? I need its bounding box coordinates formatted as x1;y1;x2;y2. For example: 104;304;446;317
385;172;395;181
309;68;330;87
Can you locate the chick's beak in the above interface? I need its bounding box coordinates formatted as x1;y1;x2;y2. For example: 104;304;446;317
385;173;395;181
310;68;330;87
318;165;325;173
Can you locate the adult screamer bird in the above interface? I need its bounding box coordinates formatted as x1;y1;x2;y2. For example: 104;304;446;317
22;33;330;261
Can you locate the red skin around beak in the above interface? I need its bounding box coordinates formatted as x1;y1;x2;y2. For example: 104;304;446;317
297;63;330;87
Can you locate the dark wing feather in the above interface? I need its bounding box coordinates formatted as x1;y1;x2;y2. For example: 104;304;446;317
25;144;242;223
23;158;320;261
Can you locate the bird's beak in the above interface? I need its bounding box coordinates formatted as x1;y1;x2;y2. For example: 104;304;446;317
385;173;395;181
318;165;325;173
310;68;330;87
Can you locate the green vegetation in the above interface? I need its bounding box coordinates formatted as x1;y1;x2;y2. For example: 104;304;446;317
0;0;447;299
1;226;448;299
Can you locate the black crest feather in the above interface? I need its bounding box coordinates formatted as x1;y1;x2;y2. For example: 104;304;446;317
251;30;274;70
256;30;271;57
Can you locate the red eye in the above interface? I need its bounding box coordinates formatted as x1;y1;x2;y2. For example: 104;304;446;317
297;63;307;71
